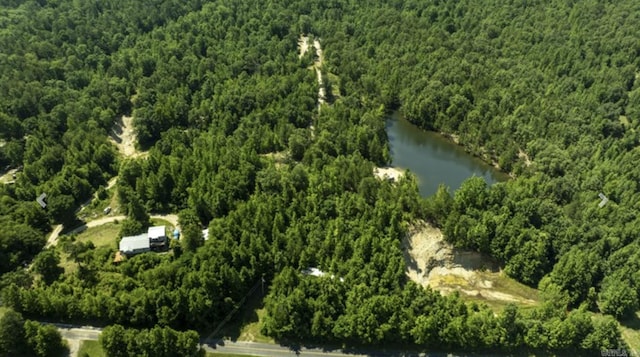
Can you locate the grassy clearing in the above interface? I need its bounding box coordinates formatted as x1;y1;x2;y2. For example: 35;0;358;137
75;222;120;249
151;218;175;232
479;270;540;301
77;181;120;220
463;271;539;312
213;291;273;344
0;306;8;319
77;340;105;357
260;151;289;169
59;252;79;275
618;312;640;353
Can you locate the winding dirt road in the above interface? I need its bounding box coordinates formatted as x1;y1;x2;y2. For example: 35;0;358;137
298;35;326;111
46;214;179;248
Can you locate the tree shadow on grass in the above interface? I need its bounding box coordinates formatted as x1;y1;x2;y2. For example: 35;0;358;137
620;312;640;330
212;289;264;342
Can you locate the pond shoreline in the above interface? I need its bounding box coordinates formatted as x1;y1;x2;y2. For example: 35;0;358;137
386;111;510;196
436;131;518;179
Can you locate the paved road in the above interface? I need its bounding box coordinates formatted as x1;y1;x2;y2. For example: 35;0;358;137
203;340;369;357
46;214;180;247
55;324;102;341
50;323;513;357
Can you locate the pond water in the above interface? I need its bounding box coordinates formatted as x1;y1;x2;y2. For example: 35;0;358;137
386;112;509;196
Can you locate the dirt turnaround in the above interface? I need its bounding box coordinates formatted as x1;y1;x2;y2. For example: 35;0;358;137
403;220;536;305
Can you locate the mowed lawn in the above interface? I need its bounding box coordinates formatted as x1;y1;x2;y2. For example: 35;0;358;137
77;340;105;357
74;218;174;249
150;218;176;232
75;222;121;249
617;312;640;353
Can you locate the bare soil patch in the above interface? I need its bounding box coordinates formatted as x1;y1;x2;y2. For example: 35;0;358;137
373;166;404;181
260;151;288;168
518;149;532;167
298;35;310;59
403;220;537;306
109;115;145;158
0;168;17;184
299;35;326;111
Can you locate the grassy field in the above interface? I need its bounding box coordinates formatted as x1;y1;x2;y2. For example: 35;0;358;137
213;291;274;344
151;218;175;231
77;180;120;220
618;312;640;353
75;222;121;249
59;252;78;275
462;270;540;312
77;340;105;357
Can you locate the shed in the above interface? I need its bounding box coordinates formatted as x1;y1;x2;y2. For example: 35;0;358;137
119;234;150;255
202;228;209;241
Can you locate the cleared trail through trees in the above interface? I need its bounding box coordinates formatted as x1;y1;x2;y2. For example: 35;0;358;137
298;35;326;113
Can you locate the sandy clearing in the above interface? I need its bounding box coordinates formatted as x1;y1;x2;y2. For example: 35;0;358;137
109;115;144;158
403;220;536;305
0;168;16;184
299;34;326;112
312;39;326;109
298;35;310;59
373;166;405;181
66;338;79;357
260;151;288;168
518;149;532;167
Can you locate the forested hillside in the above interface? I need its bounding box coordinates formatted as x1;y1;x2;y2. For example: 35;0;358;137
1;0;639;354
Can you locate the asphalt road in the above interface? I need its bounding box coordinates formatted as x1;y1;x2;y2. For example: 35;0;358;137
201;340;493;357
48;323;483;357
55;324;102;341
202;340;368;357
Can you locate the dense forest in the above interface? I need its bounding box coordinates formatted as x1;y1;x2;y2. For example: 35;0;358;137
1;0;639;355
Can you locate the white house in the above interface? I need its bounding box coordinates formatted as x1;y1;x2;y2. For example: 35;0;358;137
119;226;168;256
148;226;167;248
119;234;150;255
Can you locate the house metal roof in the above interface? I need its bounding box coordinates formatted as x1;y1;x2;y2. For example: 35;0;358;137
119;233;149;253
148;226;165;239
